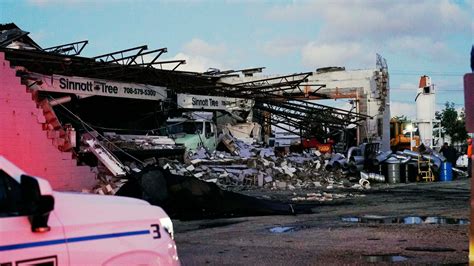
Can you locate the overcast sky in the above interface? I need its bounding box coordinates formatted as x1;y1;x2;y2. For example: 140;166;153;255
1;0;472;118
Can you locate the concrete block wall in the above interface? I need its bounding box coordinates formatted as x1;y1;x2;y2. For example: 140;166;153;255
0;52;96;191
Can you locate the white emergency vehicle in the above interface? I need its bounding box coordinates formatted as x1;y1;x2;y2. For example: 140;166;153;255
0;156;179;265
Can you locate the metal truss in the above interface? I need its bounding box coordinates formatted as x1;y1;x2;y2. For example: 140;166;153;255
0;24;369;140
84;47;188;79
174;72;369;139
253;98;366;139
168;71;369;138
43;40;88;56
219;72;313;96
92;45;148;63
203;67;265;77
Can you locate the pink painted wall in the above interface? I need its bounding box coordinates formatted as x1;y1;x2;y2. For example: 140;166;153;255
0;52;96;191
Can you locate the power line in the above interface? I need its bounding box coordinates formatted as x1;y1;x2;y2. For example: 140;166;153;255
48;96;146;165
390;100;464;106
390;88;464;91
390;70;465;77
391;73;464;77
391;69;464;73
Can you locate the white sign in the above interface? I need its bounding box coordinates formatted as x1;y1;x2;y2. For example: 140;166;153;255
29;73;167;101
177;93;253;111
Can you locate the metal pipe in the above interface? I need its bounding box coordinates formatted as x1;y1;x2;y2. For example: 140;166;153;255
402;149;442;170
432;151;447;162
360;171;385;182
393;155;412;164
359;178;370;189
350;155;365;165
325;153;344;171
346;146;361;162
334;158;349;170
349;164;364;174
372;151;392;165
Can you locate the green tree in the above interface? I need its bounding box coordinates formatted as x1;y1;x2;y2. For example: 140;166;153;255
435;102;468;144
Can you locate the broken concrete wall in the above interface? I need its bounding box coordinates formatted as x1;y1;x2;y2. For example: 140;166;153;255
307;69;390;151
0;53;96;191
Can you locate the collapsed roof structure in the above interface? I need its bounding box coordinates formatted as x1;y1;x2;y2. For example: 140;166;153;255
0;23;391;192
0;23;369;140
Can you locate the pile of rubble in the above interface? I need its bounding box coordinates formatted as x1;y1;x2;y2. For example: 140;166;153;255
89;135;379;197
160;138;362;192
103;132;182;151
85;165;129;195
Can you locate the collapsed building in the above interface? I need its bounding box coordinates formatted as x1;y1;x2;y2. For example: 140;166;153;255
217;60;390;151
0;23;217;190
0;23;390;195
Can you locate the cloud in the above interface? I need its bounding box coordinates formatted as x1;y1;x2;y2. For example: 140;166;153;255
264;1;471;72
145;38;228;73
183;38;226;57
161;52;224;73
265;1;471;42
144;52;222;73
391;101;417;119
387;36;457;62
391;100;464;120
301;41;374;69
260;38;306;57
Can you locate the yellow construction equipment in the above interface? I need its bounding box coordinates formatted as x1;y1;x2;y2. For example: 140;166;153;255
390;118;420;151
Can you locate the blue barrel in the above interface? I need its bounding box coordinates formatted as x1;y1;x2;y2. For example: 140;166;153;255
440;162;453;181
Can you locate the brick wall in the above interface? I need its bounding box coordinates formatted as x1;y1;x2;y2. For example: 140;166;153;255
0;52;96;191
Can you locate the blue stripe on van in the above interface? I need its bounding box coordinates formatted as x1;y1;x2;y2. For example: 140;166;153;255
0;230;150;251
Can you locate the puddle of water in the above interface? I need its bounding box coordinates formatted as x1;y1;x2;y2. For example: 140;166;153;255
405;247;456;252
341;216;469;225
269;226;295;233
341;217;360;223
268;224;315;233
364;254;408;263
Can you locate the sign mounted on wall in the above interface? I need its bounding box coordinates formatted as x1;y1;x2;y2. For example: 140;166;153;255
26;72;167;101
177;93;253;111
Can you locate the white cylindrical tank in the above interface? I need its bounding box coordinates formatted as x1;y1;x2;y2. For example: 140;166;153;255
416;75;435;146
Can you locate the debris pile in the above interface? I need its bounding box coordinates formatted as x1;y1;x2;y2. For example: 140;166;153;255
91;175;128;195
103;133;181;150
290;192;357;202
159;138;357;192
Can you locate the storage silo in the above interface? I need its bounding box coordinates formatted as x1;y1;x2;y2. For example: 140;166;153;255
416;75;436;147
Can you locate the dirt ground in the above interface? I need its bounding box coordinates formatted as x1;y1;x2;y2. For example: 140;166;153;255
173;178;470;265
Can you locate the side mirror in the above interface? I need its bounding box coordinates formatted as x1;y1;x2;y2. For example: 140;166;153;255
21;175;54;233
